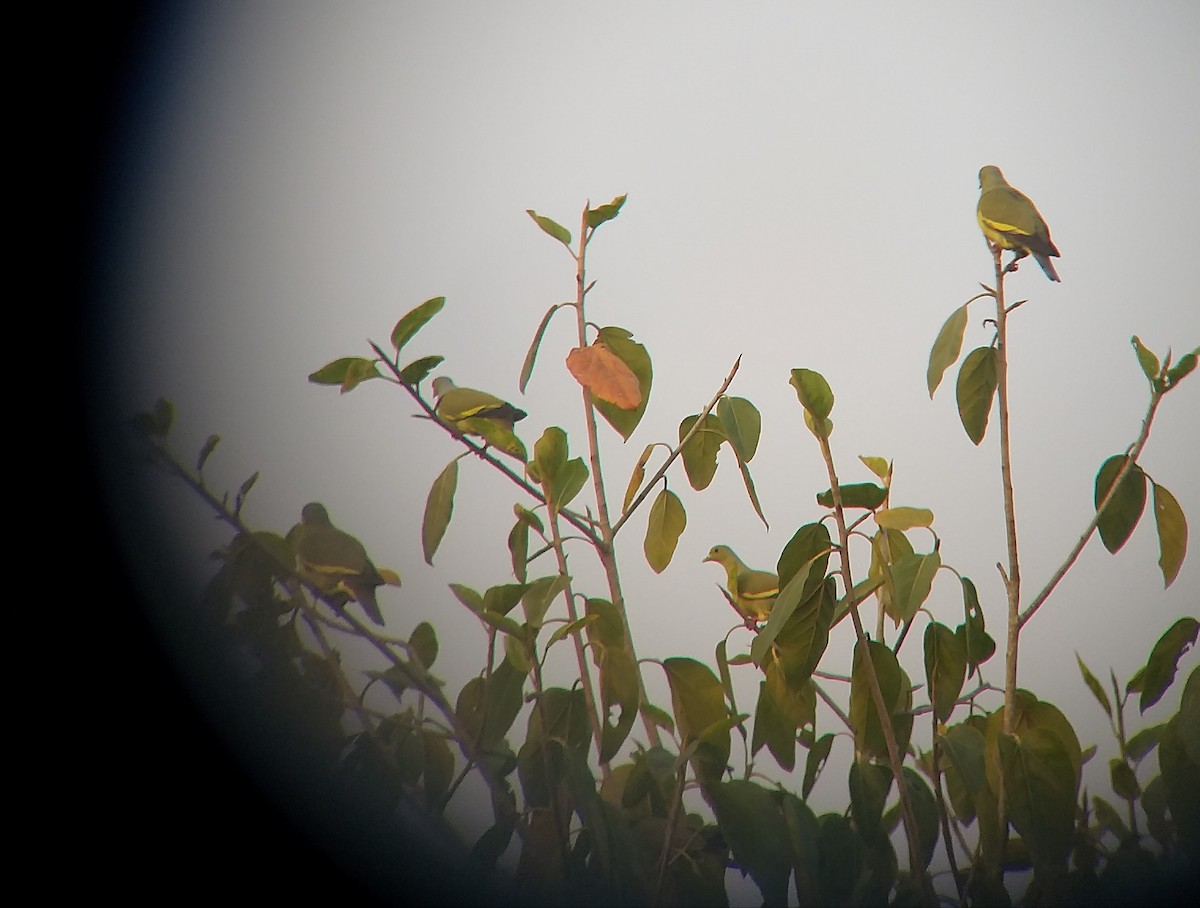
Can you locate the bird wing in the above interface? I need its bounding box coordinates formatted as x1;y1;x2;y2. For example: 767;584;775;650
438;387;525;423
736;568;779;602
978;188;1057;256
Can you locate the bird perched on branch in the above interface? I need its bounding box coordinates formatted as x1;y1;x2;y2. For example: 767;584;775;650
432;376;528;459
703;544;779;627
287;502;387;626
976;165;1061;282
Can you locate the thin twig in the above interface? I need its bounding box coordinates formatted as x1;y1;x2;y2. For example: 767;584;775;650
1017;391;1161;629
815;429;937;906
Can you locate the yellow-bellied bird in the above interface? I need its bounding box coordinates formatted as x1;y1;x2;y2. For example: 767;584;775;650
703;544;779;626
977;165;1061;282
287;502;386;626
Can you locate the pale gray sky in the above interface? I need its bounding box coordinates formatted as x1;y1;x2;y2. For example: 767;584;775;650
104;1;1199;895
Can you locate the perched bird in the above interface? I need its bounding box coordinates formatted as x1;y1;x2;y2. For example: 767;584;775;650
432;376;527;459
287;502;386;626
976;165;1061;282
703;545;779;627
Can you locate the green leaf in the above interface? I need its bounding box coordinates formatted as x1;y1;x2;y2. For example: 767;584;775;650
924;621;966;723
850;639;913;761
789;368;834;418
483;582;530;617
1135;617;1199;713
1131;335;1160;382
448;583;484;614
736;457;769;529
1159;713;1200;845
716;396;761;462
776;522;832;594
663;657;731;787
1109;757;1141;800
875;507;934;530
593;327;652;440
526;210;572;248
957;576;996;677
391;296;445;351
584;597;626;649
422;460;457;564
308;356;381;391
956;346;997;445
399;354;443;384
801;732;834;801
752;673;796;770
815;814;864;906
710;781;792;906
928;303;969;398
859;455;891;481
1152;482;1188;588
986;695;1082;868
623;444;653;512
995;728;1078;867
849;759;893;838
750;556;823;668
586;193;627;229
1092;794;1131;842
1095;454;1147;554
803;410;833;440
1163;347;1198;389
901;766;940;871
1126;723;1165;763
553;458;589;510
643;489;686;573
532;428;588;509
679;414;725;491
940;721;987;824
545;614;598;650
1179;666;1200;766
716;639;737;714
598;646;640;762
422;732;455;808
816;482;887;510
507;517;529;583
234;471;258;512
196;434;220;471
519;303;563;393
780;793;822;907
521;574;569;628
1076;654;1113;720
887;551;941;624
409;621;438;669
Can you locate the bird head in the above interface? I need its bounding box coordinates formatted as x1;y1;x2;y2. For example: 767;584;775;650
703;544;735;566
431;376;456;400
978;165;1005;189
301;502;332;525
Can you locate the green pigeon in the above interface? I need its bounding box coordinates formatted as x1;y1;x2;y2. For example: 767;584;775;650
703;544;779;626
977;165;1061;282
432;376;528;459
287;502;386;626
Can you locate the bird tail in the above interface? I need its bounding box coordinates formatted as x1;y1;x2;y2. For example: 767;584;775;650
1034;253;1061;282
358;593;385;626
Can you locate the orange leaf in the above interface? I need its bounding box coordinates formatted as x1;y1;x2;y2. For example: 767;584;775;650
566;344;641;410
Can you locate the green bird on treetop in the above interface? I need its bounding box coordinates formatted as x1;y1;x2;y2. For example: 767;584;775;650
977;165;1061;282
287;502;389;627
703;544;779;628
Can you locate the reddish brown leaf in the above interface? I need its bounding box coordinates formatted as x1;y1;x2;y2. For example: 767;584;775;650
566;344;641;410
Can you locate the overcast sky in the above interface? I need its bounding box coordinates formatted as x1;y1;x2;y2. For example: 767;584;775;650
99;2;1199;894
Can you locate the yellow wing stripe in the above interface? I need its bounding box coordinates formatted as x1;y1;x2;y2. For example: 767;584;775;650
979;215;1033;238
